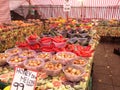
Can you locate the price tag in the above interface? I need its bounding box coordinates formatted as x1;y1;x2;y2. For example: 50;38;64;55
63;0;71;12
10;67;38;90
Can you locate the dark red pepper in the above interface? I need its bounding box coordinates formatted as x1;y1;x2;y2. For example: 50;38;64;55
65;44;75;52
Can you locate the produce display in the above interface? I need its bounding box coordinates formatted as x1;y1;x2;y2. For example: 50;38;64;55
5;47;22;56
19;49;36;58
45;17;93;31
0;53;9;66
24;58;44;71
56;52;77;60
44;61;62;76
36;52;52;61
26;59;41;66
63;65;84;82
72;57;88;67
7;55;26;68
8;55;25;63
0;19;43;52
93;19;120;37
0;17;99;90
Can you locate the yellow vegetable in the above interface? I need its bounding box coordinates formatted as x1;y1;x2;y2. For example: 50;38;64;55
4;86;10;90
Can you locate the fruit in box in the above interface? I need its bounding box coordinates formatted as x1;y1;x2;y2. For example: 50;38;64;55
72;58;88;67
0;53;10;66
9;55;25;63
55;52;77;65
19;49;36;58
27;59;41;66
5;48;22;56
65;67;81;75
24;58;44;71
45;62;62;70
44;61;62;76
56;51;77;60
51;55;60;62
36;52;52;61
7;55;26;68
63;65;85;82
74;60;85;65
51;54;73;65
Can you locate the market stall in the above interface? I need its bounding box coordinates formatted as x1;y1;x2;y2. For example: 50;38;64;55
0;18;100;90
0;19;43;52
93;19;120;37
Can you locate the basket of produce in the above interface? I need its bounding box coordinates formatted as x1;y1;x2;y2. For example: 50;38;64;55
7;55;27;68
50;55;61;62
36;52;52;62
44;61;62;76
63;65;85;82
39;37;52;46
0;53;10;66
26;34;39;45
24;58;44;71
52;36;67;48
56;51;77;65
71;57;88;67
51;55;72;65
5;47;22;56
19;49;36;59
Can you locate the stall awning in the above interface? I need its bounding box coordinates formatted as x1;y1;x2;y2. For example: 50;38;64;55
9;0;120;10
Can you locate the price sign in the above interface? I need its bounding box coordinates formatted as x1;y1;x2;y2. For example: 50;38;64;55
10;67;38;90
63;0;71;12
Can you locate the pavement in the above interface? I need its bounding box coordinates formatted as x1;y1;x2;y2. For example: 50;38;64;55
92;41;120;90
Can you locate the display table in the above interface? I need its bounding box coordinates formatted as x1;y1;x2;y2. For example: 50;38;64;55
93;19;120;37
0;18;100;90
0;20;43;53
0;38;99;90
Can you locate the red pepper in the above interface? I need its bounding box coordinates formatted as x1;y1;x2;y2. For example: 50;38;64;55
79;50;93;57
40;46;53;52
81;53;92;57
53;47;61;52
40;37;52;42
61;47;66;51
65;44;75;52
82;45;91;51
16;41;28;48
40;39;51;43
29;44;40;50
28;34;38;40
76;45;83;51
74;51;81;56
52;36;66;43
50;43;55;48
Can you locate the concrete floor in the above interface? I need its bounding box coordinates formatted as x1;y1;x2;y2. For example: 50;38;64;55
92;41;120;90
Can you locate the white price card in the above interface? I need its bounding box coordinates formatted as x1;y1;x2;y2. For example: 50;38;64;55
63;0;71;12
10;67;38;90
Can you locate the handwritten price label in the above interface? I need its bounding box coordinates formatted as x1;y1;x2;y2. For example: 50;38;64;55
10;67;38;90
63;0;71;12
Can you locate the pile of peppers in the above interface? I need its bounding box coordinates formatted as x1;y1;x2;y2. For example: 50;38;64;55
16;34;94;57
